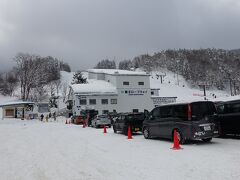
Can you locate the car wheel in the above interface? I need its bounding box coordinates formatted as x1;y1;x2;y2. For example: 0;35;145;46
143;127;151;139
174;129;185;145
202;138;212;142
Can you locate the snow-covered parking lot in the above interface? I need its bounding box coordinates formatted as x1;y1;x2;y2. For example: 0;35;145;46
0;118;240;180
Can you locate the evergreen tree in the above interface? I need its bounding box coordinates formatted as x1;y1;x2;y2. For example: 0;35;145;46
72;71;87;84
49;93;58;108
94;59;116;69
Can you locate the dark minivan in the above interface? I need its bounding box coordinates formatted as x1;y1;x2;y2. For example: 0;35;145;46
215;99;240;136
143;101;219;144
113;112;145;135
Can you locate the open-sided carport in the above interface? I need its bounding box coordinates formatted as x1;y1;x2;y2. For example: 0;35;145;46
0;101;35;120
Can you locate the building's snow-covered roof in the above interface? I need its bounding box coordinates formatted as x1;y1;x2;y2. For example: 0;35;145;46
87;69;148;76
71;79;117;95
0;100;35;107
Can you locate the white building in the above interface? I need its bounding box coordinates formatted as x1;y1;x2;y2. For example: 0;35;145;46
68;69;154;115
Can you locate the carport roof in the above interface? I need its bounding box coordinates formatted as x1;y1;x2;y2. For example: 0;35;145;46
0;101;35;107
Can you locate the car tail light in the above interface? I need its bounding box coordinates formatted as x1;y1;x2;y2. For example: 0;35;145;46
188;104;192;121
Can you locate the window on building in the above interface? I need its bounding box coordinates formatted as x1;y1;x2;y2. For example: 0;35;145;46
111;99;117;104
80;99;87;105
138;82;144;85
89;99;96;105
151;91;154;95
123;81;129;85
102;110;109;114
101;99;108;104
133;109;139;113
5;109;14;116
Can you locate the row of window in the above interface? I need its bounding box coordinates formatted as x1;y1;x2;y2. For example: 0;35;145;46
123;81;144;86
217;102;240;114
79;98;117;105
98;109;138;115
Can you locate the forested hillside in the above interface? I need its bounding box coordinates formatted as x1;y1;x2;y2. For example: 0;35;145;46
0;53;71;101
120;49;240;94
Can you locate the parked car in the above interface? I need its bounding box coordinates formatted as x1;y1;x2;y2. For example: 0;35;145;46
91;115;111;128
71;115;86;125
143;101;219;144
215;99;240;136
113;112;145;135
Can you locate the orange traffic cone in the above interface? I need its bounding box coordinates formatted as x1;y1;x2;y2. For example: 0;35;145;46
127;126;133;139
171;129;182;150
103;125;107;134
65;119;68;124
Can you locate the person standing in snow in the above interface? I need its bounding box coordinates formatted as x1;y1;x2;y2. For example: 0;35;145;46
53;112;56;121
46;114;49;122
40;114;44;121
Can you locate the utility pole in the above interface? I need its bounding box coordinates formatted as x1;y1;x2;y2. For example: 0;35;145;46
229;79;233;96
203;85;206;97
199;84;207;98
176;60;180;86
159;75;165;84
233;81;237;96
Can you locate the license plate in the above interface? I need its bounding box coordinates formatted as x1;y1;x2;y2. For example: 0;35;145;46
135;128;140;131
204;125;211;131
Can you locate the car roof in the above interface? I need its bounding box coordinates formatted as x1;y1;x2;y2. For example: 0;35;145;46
157;101;214;107
219;99;240;104
118;112;144;116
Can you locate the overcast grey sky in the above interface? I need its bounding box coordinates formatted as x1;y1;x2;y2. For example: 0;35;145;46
0;0;240;71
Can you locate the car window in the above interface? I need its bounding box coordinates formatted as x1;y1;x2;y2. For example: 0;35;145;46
99;115;108;118
127;113;144;120
160;106;172;118
216;104;225;114
151;107;160;119
116;117;120;123
172;105;188;120
118;115;124;123
225;102;240;113
191;102;217;118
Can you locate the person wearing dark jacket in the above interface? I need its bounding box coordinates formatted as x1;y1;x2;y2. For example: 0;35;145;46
40;114;44;121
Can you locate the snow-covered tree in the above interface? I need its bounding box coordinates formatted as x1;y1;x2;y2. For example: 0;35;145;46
71;71;87;84
118;60;133;70
94;59;116;69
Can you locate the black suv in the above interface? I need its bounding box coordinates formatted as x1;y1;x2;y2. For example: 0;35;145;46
215;99;240;136
113;112;145;135
143;101;219;144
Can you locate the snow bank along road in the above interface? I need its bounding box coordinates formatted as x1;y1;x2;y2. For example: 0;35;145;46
0;119;240;180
